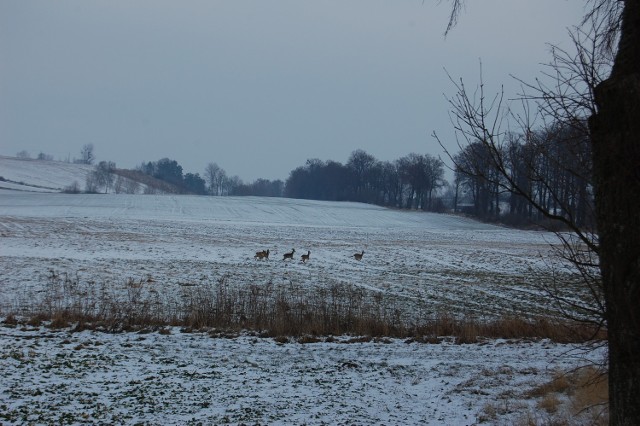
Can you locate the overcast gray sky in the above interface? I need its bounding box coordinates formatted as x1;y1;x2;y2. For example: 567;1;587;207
1;1;585;182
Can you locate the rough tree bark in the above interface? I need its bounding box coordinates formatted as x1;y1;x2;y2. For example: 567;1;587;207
588;1;640;424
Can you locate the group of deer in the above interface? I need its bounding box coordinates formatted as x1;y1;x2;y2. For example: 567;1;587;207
254;248;304;262
254;248;364;262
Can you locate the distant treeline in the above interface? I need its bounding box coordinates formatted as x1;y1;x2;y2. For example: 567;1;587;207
78;121;593;228
451;121;594;228
139;158;207;195
284;150;446;211
134;159;284;197
134;150;448;212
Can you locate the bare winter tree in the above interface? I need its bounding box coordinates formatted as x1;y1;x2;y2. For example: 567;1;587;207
224;175;241;196
16;150;31;159
37;152;53;161
396;153;445;211
438;1;639;423
113;175;125;194
588;3;640;423
437;16;605;382
85;161;116;193
204;162;227;196
123;177;140;194
78;144;95;165
346;149;377;200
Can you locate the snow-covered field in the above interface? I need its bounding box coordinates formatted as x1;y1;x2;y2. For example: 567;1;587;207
0;192;576;319
1;324;604;425
1;154;589;321
0;157;604;424
0;154;582;320
0;155;93;192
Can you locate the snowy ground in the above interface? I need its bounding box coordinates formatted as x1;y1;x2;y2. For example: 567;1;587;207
0;181;604;424
0;156;93;193
0;324;604;425
0;191;581;319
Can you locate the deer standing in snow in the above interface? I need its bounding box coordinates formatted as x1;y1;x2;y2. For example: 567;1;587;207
255;249;270;260
301;250;310;263
283;248;295;261
353;250;364;261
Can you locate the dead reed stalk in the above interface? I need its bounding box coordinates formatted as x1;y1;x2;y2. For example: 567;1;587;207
2;270;605;343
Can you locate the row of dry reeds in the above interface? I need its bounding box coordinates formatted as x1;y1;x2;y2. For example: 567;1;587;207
1;269;606;343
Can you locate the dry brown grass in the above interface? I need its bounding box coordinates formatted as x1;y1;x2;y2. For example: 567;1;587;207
570;367;609;424
2;269;606;345
538;393;561;414
517;365;609;425
527;371;572;398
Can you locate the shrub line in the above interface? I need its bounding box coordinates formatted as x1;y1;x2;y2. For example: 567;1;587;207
1;270;605;343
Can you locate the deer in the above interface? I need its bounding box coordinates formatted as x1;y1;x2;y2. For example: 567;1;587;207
255;249;270;260
353;250;364;261
301;250;311;263
282;248;295;261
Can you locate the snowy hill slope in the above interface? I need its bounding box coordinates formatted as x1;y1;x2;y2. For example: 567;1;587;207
0;155;189;194
0;191;578;321
0;191;499;230
0;155;92;192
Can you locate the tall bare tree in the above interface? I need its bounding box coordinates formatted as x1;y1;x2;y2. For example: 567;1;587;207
346;149;377;200
588;2;640;423
439;1;639;423
205;162;228;196
79;144;95;165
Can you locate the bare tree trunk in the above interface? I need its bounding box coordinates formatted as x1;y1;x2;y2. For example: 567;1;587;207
589;1;640;424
